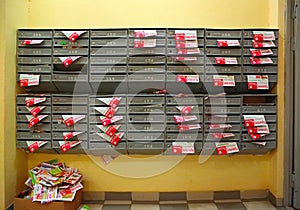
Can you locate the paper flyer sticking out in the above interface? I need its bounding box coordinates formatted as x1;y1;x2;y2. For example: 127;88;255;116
63;131;84;141
175;56;197;61
26;97;46;107
26;106;45;116
250;49;273;57
215;57;238;65
250;133;268;140
61;31;87;42
176;75;199;83
215;142;239;155
134;39;157;48
100;115;123;126
176;40;198;48
250;57;273;65
177;48;200;55
21;40;44;45
252;40;276;48
174;115;197;124
26;115;48;127
252;141;267;146
97;132;124;146
178;124;201;131
96;97;121;108
58;56;82;68
212;133;235;139
209;124;232;130
62;115;86;127
96;124;120;137
134;30;157;38
94;107;118;118
253;31;276;41
172;142;195;154
59;141;82;152
243;115;267;127
247;75;269;90
176;106;194;115
248;125;270;134
19;74;40;87
27;141;48;153
175;30;197;40
217;40;240;47
213;75;235;87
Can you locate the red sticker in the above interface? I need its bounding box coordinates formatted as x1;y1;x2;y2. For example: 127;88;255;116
28;142;39;153
61;143;71;152
69;32;79;42
64;117;75;127
248;82;258;90
62;57;73;67
216;146;228;155
109;98;121;108
101;118;112;126
29;117;40;128
110;135;121;146
105;107;116;118
19;79;29;87
172;146;183;154
106;126;118;137
26;99;35;107
64;132;74;141
250;134;263;140
22;40;32;45
30;107;42;116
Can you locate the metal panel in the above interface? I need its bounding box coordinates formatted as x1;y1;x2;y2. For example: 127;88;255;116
127;74;165;81
52;132;87;140
242;66;278;74
166;133;203;141
53;57;88;65
242;106;277;113
243;57;278;65
18;30;52;38
90;106;126;115
128;96;164;104
52;106;87;114
204;97;241;105
89;124;126;133
16;95;51;105
17;115;51;123
167;38;204;47
129;47;166;55
89;142;127;155
204;115;241;123
128;66;165;73
90;75;126;82
205;66;242;74
204;124;241;132
17;106;51;114
205;48;242;56
18;48;51;55
89;116;125;124
240;141;276;154
129;39;165;47
17;122;51;131
166;115;201;123
18;40;52;48
205;39;241;47
206;30;242;38
167;56;204;65
167;48;204;56
166;124;203;132
205;57;241;65
166;106;203;114
18;57;52;64
91;30;128;38
90;66;127;74
243;48;278;56
168;29;205;37
17;65;52;74
204;133;240;141
167;66;204;74
204;75;242;82
128;56;165;64
53;48;89;56
243;29;279;39
52;115;87;123
54;39;89;46
127;132;164;141
242;133;276;141
16;141;52;151
127;142;164;154
243;40;278;47
89;96;126;106
128;29;166;37
128;123;165;132
128;115;164;123
128;106;164;114
91;39;127;47
54;30;89;38
52;95;88;104
166;95;203;105
91;48;127;56
17;132;51;140
91;57;127;64
52;123;87;131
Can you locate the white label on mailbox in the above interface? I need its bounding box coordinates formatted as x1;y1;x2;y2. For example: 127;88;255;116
213;75;235;87
61;31;87;42
172;142;195;154
19;74;40;87
215;142;239;155
134;39;156;48
247;75;269;90
177;75;199;83
253;31;276;41
175;30;197;40
134;30;157;38
217;40;240;47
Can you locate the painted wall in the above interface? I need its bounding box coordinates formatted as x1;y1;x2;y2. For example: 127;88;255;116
24;0;283;198
1;0;29;208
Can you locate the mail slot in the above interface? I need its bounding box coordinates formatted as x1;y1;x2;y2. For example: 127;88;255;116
205;124;241;132
18;40;52;48
205;66;242;74
52;114;88;124
90;57;127;65
18;57;51;64
205;133;240;141
89;124;126;133
204;115;241;123
52;132;87;140
167;38;204;47
54;30;89;38
128;74;165;81
242;133;276;141
91;39;127;47
17;132;51;140
91;30;128;38
89;96;126;106
89;142;127;153
205;57;241;65
204;97;241;105
243;94;276;107
243;57;278;65
89;133;126;142
17;95;51;105
53;57;88;65
90;75;126;82
243;48;278;56
90;66;127;74
52;106;87;114
17;114;51;123
127;132;164;141
17;106;51;114
52;75;88;82
243;40;278;47
166;106;203;114
90;106;126;115
205;39;241;47
205;107;241;114
129;39;165;47
240;141;276;154
167;48;204;56
167;56;204;65
53;48;89;56
242;66;278;74
129;47;166;55
17;122;51;132
54;39;89;47
89;116;125;124
17;140;52;150
167;66;204;74
166;133;203;141
128;56;165;64
264;115;277;123
127;142;164;154
127;123;165;132
166;95;203;105
17;65;52;74
243;29;279;39
52;123;87;131
205;48;242;56
18;30;52;38
128;106;164;114
91;48;127;56
128;29;166;37
128;96;164;104
128;66;165;73
242;106;276;113
18;48;52;56
206;30;242;38
52;96;88;104
168;29;204;37
205;75;242;82
165;124;203;132
128;115;163;123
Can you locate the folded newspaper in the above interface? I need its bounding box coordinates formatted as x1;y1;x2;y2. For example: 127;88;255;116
18;159;83;203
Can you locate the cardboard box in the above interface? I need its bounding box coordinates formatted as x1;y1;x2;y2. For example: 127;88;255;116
14;189;82;210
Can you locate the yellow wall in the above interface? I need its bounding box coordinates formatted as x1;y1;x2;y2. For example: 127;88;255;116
1;0;29;208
